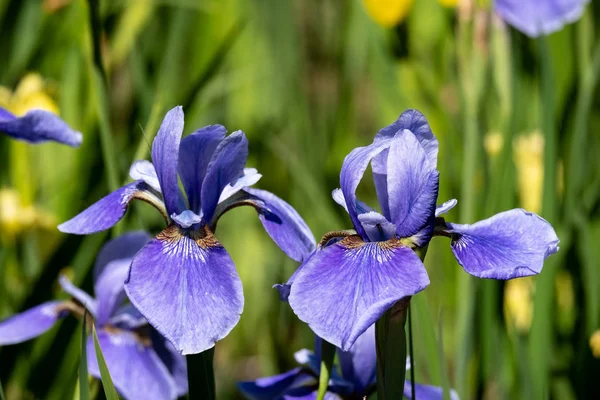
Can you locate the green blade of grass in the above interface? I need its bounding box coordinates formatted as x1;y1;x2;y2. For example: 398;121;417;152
92;325;119;400
79;310;91;400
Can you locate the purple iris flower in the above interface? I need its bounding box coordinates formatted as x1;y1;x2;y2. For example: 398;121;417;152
494;0;590;38
284;109;559;351
238;324;459;400
0;107;82;146
58;106;316;355
0;232;187;400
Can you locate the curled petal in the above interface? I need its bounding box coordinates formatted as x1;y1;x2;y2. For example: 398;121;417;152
289;236;429;350
178;124;227;211
59;275;97;316
93;231;151;280
58;181;163;234
87;330;177;400
129;160;161;193
238;368;316;400
404;382;460;400
152;106;185;216
219;168;262;203
124;225;244;354
445;209;559;279
337;324;376;395
435;199;457;217
0;108;82;147
0;301;65;345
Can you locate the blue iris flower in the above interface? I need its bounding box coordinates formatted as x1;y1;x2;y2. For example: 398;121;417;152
58;106;316;355
0;107;82;146
0;232;187;400
238;324;459;400
282;109;559;351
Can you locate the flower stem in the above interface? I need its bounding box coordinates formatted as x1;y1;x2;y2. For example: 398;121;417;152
316;340;335;400
186;349;216;400
408;304;416;399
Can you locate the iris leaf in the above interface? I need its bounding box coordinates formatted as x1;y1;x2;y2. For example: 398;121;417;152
92;324;119;400
79;310;90;400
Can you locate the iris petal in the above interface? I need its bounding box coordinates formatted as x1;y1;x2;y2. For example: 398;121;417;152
87;330;177;400
59;275;97;316
403;381;460;400
445;209;559;279
435;199;457;217
151;330;189;397
129;160;161;193
0;108;82;147
219;168;262;203
94;259;132;326
337;324;376;395
0;301;65;345
238;368;316;400
288;236;429;350
93;231;150;281
124;226;244;354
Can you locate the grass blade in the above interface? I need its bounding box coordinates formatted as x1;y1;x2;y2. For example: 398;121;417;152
92;325;119;400
79;310;91;400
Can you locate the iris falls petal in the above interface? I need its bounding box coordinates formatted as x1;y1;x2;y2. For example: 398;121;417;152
0;108;82;147
288;236;429;350
93;231;150;280
124;225;244;354
94;259;132;325
0;301;65;345
445;209;559;279
238;368;316;400
337;324;377;395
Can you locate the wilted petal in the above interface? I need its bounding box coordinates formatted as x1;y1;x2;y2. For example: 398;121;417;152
242;188;316;262
238;368;316;400
94;259;131;326
495;0;589;38
124;226;244;354
87;330;177;400
152;106;184;216
0;108;82;147
404;381;460;400
58;181;157;234
59;275;97;316
337;324;376;395
178;124;227;211
387;130;439;239
151;330;188;397
288;236;429;350
201;130;249;223
357;211;396;242
219;168;262;203
435;199;457;217
93;231;151;280
0;301;65;345
445;209;559;279
129;160;161;193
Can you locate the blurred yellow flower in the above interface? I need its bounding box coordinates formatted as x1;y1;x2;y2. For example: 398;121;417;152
504;277;534;333
0;188;56;241
484;131;504;158
438;0;459;7
590;330;600;358
2;73;59;116
362;0;414;27
513;131;544;214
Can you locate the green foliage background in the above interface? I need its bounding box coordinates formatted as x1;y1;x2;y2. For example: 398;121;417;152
0;0;599;399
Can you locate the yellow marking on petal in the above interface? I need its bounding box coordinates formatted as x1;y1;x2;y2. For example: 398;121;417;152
362;0;414;28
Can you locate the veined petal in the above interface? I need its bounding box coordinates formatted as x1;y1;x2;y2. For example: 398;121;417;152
242;188;316;262
288;236;429;350
445;209;559;279
58;181;162;234
337;324;376;395
151;330;188;397
387;130;439;239
435;199;457;217
219;168;262;203
152;106;185;216
178;124;227;212
0;108;82;147
124;225;244;354
0;301;65;345
340;139;393;240
93;231;151;280
495;0;589;38
87;329;177;400
129;160;161;193
238;368;316;400
404;381;460;400
94;259;131;326
201;130;249;223
59;275;97;316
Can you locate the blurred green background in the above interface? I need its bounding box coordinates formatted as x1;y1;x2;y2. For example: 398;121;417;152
1;0;599;398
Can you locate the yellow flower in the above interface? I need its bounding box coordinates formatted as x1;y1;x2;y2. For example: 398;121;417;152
362;0;414;27
438;0;459;7
484;131;504;158
513;131;544;214
0;188;57;242
504;277;534;333
5;73;59;116
590;330;600;358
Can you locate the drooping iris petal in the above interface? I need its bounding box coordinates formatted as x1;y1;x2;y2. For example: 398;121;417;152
0;108;82;147
201;130;249;223
238;368;316;400
171;210;202;228
495;0;589;38
129;160;161;193
87;330;177;400
94;259;132;325
357;211;396;242
151;330;189;397
124;226;244;354
288;236;430;350
445;209;559;279
387;130;439;239
0;301;65;345
151;106;185;217
337;324;376;395
93;231;151;280
58;181;155;234
243;188;316;262
218;168;262;203
59;275;98;316
403;381;460;400
435;199;457;217
340;139;393;240
178;124;227;212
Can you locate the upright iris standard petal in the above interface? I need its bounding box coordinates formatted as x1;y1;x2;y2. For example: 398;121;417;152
238;368;316;400
0;301;65;345
93;231;151;280
178;124;227;211
371;148;391;220
337;324;376;395
0;108;83;147
201;130;249;223
243;188;316;262
59;275;98;315
151;106;185;217
94;259;132;325
124;225;244;354
387;130;439;238
58;181;155;234
445;209;559;279
495;0;589;38
288;236;430;350
87;330;177;400
340;139;393;240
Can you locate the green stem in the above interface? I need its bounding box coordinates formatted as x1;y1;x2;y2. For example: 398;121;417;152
316;340;335;400
408;304;416;399
186;349;216;400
